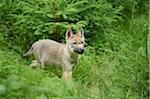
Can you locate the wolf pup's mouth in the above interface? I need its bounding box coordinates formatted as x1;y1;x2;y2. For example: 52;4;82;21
74;48;84;54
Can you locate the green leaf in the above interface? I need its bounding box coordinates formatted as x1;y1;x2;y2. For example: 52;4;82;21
34;29;42;35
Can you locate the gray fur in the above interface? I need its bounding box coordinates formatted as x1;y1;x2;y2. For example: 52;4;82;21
24;28;84;80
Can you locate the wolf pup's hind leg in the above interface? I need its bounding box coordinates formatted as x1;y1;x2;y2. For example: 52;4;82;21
30;60;39;68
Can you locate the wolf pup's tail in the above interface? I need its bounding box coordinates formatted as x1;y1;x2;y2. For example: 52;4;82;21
23;46;33;57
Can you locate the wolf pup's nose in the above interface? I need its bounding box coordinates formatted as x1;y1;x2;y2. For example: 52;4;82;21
74;48;84;54
79;48;84;53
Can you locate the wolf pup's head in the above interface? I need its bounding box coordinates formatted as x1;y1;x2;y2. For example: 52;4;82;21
66;28;85;54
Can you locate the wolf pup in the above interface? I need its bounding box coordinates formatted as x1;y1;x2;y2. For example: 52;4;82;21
24;28;85;80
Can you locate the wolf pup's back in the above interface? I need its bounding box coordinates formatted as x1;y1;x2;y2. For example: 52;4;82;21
31;40;66;66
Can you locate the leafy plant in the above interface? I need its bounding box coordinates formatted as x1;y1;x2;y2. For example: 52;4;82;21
0;0;122;52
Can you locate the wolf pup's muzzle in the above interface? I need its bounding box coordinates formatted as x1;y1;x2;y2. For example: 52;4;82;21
74;48;84;54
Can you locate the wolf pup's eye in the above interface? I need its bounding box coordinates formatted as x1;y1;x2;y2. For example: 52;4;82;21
73;42;77;44
79;41;84;44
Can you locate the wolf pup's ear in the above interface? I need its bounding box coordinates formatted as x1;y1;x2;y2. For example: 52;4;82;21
77;27;84;38
66;28;73;39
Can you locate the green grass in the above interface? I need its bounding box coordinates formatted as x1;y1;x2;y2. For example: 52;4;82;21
0;16;148;99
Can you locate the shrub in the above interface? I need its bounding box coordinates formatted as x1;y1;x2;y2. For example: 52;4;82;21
0;0;122;51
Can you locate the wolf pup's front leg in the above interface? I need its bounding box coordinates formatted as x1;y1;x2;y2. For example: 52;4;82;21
62;62;73;80
63;69;72;80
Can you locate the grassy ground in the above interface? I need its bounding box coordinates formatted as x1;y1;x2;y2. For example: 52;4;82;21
0;16;148;99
